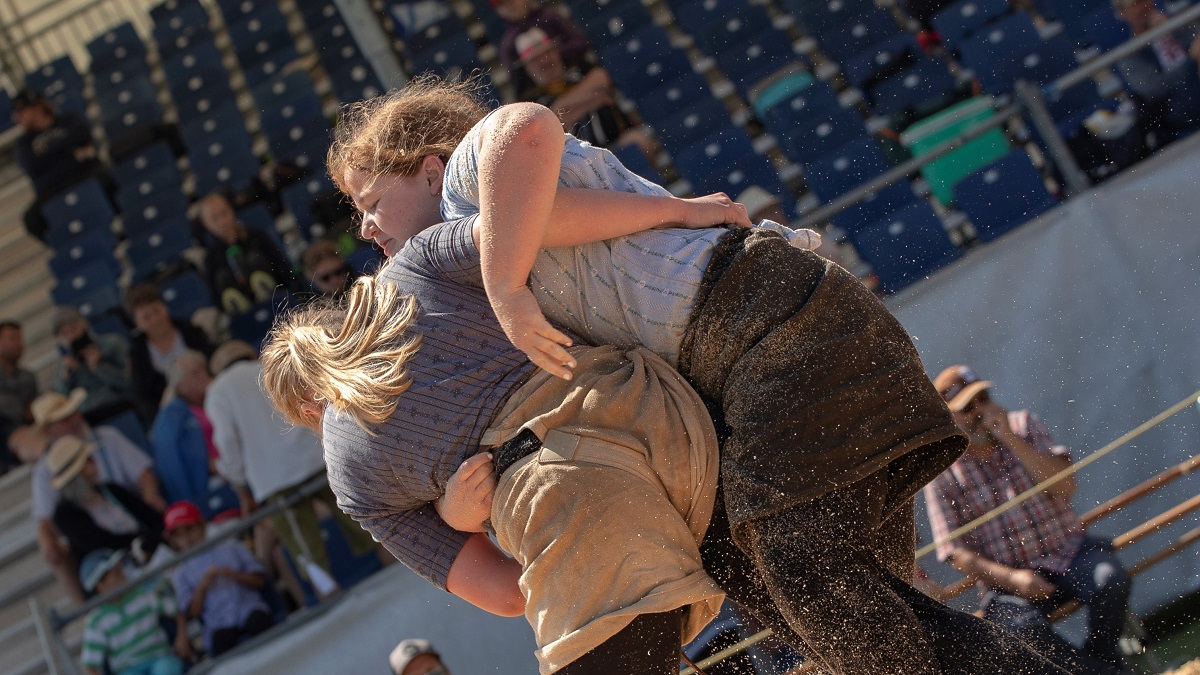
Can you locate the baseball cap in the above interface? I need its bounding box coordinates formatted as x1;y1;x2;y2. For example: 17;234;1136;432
79;548;125;593
163;501;204;534
389;638;439;674
934;365;993;412
515;27;554;62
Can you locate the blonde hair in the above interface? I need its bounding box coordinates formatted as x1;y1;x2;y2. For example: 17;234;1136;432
261;275;423;433
328;75;489;195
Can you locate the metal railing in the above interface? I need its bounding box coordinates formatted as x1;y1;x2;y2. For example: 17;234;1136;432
42;473;338;675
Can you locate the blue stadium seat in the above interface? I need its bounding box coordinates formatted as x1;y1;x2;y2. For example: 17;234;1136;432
781;106;869;166
601;26;694;100
759;79;842;135
121;188;191;239
222;0;288;34
868;58;958;117
1080;5;1132;51
181;104;260;194
580;0;655;49
254;71;324;137
49;230;119;279
90;313;130;342
113;141;178;188
635;72;712;128
955;150;1057;241
87;22;147;76
674;126;793;215
95;78;158;118
229;296;293;349
780;0;877;39
24;56;84;100
408;35;483;79
850;201;961;292
283;174;337;240
932;0;1011;49
568;0;634;24
673;0;750;37
150;0;202;23
1033;0;1107;29
816;7;904;63
654;96;733;154
841;33;921;90
398;12;471;55
152;1;211;55
328;60;384;104
268;115;332;170
714;31;803;97
127;219;194;281
609;143;665;186
170;67;238;122
42;180;116;241
159;270;214;319
237;204;287;255
694;4;776;57
804;136;916;233
51;260;120;305
94;58;153;89
982;35;1100;120
162;40;224;84
241;46;303;87
957;11;1040;71
73;286;124;322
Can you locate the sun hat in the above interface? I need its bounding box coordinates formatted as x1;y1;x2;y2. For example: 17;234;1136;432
30;389;87;429
79;548;125;593
47;435;97;489
389;638;439;674
164;501;204;534
515;27;554;62
934;365;993;412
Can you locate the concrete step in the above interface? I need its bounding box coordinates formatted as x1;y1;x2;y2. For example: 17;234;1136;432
0;552;56;613
0;465;32;515
0;519;36;570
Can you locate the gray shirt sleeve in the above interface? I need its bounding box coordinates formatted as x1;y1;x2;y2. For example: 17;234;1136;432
94;426;153;489
31;458;55;521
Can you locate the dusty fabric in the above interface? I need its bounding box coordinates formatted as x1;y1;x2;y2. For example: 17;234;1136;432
483;346;724;674
678;227;967;533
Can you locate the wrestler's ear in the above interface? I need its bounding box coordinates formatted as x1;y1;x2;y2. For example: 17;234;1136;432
299;401;325;432
421;154;446;196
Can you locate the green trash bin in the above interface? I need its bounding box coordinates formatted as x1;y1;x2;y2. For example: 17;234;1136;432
900;95;1011;206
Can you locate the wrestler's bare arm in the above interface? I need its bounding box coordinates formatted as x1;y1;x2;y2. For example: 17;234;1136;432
446;533;525;617
475;102;751;380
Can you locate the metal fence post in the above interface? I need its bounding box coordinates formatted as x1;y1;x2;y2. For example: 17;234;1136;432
1014;79;1092;198
332;0;407;90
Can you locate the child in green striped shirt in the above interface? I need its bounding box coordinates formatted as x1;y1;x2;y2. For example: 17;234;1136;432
79;549;191;675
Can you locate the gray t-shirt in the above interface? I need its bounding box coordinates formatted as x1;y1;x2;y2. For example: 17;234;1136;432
321;219;537;589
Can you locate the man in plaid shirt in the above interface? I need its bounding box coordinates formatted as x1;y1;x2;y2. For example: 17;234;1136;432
925;365;1131;674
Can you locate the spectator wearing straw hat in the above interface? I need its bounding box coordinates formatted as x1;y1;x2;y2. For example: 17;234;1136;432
1112;0;1200;140
389;638;451;675
48;435;164;565
924;365;1131;673
30;390;164;602
163;501;274;657
51;307;135;426
79;547;190;675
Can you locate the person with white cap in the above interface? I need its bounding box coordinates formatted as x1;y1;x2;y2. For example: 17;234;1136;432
925;365;1131;674
78;547;190;675
29;390;163;602
389;638;450;675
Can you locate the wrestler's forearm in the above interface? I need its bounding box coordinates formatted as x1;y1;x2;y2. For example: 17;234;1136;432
445;533;526;617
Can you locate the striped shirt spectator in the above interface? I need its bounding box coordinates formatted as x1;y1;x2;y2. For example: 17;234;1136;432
925;409;1085;575
81;582;179;673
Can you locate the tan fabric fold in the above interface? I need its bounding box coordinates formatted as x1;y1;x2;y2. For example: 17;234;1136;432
483;345;724;674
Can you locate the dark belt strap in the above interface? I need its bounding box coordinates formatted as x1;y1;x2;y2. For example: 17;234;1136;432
491;428;542;479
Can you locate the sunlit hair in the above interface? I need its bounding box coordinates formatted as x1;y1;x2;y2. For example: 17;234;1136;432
328;75;489;197
260;275;423;433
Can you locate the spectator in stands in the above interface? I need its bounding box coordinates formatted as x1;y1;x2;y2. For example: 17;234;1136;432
206;340;376;595
0;319;37;468
163;501;275;657
52;307;135;426
150;351;238;515
31;390;165;602
389;639;451;675
197;191;302;316
79;548;190;675
494;0;591;97
1113;0;1200;140
300;240;358;299
512;27;648;152
49;434;164;565
126;284;215;427
925;365;1131;673
11;89;113;243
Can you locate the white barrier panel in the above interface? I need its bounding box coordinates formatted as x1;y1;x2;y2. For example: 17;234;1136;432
889;133;1200;616
213;564;539;674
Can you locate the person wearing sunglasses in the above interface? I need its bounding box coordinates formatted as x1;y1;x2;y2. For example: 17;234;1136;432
389;639;450;675
300;240;358;299
925;365;1132;675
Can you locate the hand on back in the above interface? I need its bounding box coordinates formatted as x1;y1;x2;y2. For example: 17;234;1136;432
491;285;576;380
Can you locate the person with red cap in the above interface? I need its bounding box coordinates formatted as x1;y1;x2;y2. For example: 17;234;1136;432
164;501;274;657
925;365;1131;674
